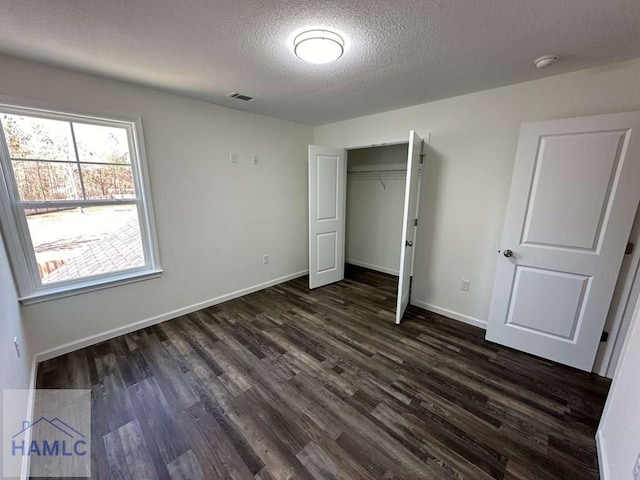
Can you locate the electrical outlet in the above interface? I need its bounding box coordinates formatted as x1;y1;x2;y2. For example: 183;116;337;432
252;154;259;165
461;279;470;292
263;255;269;265
13;337;20;358
230;152;238;164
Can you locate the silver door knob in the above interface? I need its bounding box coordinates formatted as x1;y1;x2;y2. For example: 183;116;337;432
503;249;513;258
406;240;413;247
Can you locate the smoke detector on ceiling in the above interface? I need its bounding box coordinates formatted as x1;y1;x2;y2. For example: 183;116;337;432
534;55;559;70
227;92;256;102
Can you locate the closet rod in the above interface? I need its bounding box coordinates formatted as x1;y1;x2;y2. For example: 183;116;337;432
346;168;407;174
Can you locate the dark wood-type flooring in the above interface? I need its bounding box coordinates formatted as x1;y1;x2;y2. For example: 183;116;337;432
36;265;611;479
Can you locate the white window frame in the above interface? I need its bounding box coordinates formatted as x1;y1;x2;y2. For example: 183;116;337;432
0;97;162;304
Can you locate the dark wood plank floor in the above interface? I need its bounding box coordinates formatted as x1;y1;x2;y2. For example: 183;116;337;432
36;265;610;480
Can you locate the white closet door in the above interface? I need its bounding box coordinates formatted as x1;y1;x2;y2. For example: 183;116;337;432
396;131;423;324
308;145;347;289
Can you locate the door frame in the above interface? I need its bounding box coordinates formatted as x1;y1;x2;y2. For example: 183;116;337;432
307;138;411;291
341;132;430;313
343;138;412;151
594;202;640;378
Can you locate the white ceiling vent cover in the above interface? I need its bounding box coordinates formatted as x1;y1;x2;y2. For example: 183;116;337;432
227;92;256;102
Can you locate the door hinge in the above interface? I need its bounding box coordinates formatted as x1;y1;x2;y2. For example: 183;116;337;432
601;331;609;342
414;218;418;227
419;154;425;164
626;242;635;255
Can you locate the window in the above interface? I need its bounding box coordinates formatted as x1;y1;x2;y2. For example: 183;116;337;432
0;101;161;303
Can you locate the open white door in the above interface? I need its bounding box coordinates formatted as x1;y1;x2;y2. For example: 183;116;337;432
486;112;640;371
396;131;424;324
308;145;347;289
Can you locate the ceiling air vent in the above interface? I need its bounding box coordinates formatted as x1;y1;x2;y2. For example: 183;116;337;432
227;92;256;102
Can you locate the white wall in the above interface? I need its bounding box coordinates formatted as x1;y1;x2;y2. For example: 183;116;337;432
597;294;640;479
315;58;640;329
0;54;313;357
0;232;33;476
346;144;407;275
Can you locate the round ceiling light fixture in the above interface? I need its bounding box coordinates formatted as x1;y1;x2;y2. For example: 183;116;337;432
293;29;344;64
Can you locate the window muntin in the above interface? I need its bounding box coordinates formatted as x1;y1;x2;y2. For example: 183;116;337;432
0;103;160;300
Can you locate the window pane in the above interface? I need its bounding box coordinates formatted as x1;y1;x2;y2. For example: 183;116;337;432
11;160;81;201
25;205;145;284
73;123;131;164
1;113;74;161
81;164;136;199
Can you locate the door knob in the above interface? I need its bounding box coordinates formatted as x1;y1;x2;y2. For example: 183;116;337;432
503;249;513;258
406;240;413;247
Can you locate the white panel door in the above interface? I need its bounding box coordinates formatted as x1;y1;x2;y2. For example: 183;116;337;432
309;145;347;289
396;131;424;324
486;112;640;371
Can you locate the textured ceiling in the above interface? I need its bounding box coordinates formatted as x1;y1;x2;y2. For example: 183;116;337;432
0;0;639;125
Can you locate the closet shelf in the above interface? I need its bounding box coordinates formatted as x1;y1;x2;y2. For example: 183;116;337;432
347;169;406;190
347;168;407;175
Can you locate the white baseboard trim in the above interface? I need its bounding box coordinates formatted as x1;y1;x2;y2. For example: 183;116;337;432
596;430;609;480
411;299;488;330
35;270;309;363
346;259;399;276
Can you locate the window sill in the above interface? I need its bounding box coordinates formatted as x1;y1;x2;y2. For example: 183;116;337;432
18;269;163;305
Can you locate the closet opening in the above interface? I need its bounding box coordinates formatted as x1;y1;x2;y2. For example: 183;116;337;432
309;131;425;323
345;143;409;284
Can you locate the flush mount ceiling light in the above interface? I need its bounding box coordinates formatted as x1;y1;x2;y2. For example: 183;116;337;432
293;29;344;64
